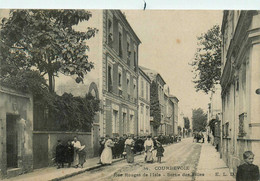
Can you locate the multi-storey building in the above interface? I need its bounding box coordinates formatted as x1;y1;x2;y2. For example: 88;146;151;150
170;95;179;136
56;10;141;149
138;68;151;136
221;10;260;173
140;66;166;136
207;84;222;149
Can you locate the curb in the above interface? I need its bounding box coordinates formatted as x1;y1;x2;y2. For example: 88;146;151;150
51;157;125;181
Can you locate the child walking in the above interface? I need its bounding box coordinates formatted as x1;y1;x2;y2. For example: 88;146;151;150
236;151;259;181
156;142;164;163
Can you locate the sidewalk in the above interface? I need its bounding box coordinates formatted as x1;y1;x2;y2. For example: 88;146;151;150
195;142;235;181
3;157;125;181
3;141;180;181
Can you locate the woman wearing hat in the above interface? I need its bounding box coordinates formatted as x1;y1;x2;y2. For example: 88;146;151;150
144;135;154;163
100;135;114;165
124;135;135;163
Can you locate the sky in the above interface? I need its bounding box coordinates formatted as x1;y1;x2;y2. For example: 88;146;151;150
123;10;223;118
0;9;222;119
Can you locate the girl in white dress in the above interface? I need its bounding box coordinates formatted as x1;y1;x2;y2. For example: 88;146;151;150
100;135;114;165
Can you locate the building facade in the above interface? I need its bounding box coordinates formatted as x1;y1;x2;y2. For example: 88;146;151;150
170;95;179;136
207;85;222;149
140;67;166;136
138;68;151;136
221;10;260;173
56;10;141;138
0;87;33;179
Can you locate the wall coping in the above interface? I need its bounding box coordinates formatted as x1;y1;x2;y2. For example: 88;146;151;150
33;131;92;135
0;86;31;99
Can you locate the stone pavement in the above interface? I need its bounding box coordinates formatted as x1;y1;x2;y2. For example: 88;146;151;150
3;157;125;181
195;142;235;181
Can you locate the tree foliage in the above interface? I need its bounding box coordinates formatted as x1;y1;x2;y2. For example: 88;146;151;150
192;108;207;132
50;93;100;131
1;69;100;132
0;9;98;92
0;69;54;107
190;25;221;94
150;81;161;128
184;117;190;130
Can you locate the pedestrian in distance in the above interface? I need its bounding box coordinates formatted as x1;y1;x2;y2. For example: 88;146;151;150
124;135;135;163
100;135;114;165
55;140;65;169
236;151;259;181
156;142;164;163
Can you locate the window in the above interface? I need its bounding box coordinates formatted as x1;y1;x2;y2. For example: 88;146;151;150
107;11;113;47
107;19;113;47
146;82;148;101
129;114;134;134
127;34;131;65
108;65;112;92
127;73;130;95
133;78;137;99
134;44;137;71
141;78;144;98
107;56;113;93
112;110;119;134
118;66;122;88
118;24;123;58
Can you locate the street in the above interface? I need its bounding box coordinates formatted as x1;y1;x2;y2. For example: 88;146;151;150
64;138;202;181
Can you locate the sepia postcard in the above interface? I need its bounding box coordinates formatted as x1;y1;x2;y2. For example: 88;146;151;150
0;2;260;181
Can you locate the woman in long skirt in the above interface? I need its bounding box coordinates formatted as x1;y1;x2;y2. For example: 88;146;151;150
101;135;114;165
71;136;81;167
124;135;135;163
78;145;86;168
144;135;154;163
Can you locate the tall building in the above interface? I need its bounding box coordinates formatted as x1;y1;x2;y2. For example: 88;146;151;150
169;95;179;136
221;10;260;173
207;85;222;148
138;68;151;136
140;66;166;136
56;9;141;143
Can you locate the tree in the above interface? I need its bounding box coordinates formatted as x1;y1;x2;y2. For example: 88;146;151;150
150;81;161;128
0;10;98;92
190;25;221;94
184;117;190;130
192;108;207;132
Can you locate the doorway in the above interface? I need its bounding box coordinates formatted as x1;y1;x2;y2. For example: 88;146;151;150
6;114;19;168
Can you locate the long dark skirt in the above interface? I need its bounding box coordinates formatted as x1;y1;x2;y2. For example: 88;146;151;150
145;145;153;163
78;150;86;166
125;145;134;163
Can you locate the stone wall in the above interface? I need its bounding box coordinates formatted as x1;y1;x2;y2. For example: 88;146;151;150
0;86;33;179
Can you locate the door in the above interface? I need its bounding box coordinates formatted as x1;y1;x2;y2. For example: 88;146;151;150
6;114;18;168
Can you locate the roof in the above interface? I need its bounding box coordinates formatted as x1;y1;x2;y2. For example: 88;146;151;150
115;10;141;44
169;94;179;102
139;66;166;85
139;67;151;83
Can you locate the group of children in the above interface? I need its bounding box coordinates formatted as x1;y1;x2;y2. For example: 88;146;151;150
55;140;74;169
